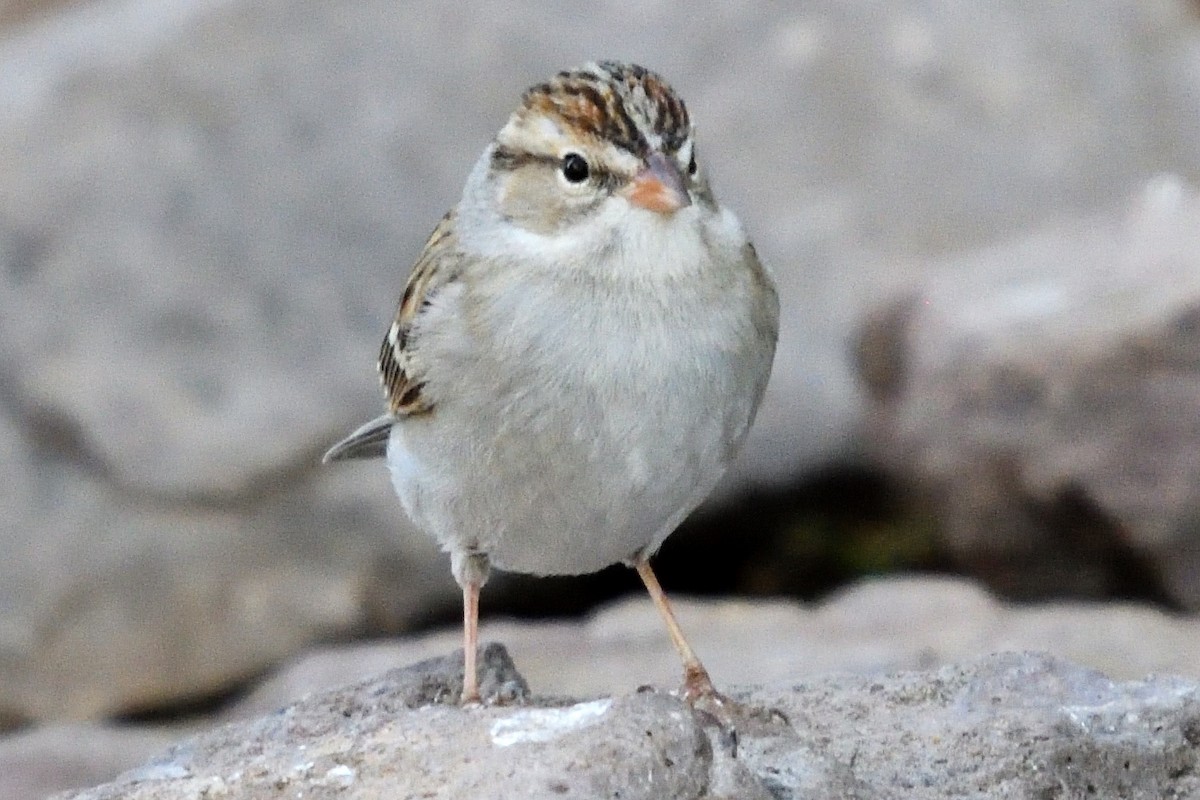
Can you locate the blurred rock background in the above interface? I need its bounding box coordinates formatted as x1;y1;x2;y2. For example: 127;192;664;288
2;0;1200;796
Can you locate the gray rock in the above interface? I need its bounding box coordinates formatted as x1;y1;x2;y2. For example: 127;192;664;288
53;647;1200;799
63;645;717;800
0;393;440;721
0;724;174;800
11;576;1200;798
3;0;1200;722
858;178;1200;605
0;0;460;722
746;652;1200;799
0;0;67;28
227;576;1200;720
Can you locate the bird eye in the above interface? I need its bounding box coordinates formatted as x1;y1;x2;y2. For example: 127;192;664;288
687;154;697;176
561;153;590;183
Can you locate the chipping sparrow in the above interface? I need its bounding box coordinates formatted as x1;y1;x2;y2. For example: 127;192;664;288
325;62;779;705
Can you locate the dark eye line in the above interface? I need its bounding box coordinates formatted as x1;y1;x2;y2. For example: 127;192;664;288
490;145;551;171
491;144;623;190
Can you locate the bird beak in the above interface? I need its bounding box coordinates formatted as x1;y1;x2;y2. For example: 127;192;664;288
624;151;691;214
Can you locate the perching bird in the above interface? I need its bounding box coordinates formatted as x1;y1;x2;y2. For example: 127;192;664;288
325;62;778;705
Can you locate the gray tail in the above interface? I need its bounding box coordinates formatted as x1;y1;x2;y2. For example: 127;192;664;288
322;415;394;463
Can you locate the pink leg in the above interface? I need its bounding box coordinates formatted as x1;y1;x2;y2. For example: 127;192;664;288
634;558;718;701
452;550;489;706
461;578;481;705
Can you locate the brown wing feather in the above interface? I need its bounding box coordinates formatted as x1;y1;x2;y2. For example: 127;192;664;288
378;211;460;416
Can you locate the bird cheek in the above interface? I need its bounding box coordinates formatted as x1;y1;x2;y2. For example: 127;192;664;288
497;171;566;234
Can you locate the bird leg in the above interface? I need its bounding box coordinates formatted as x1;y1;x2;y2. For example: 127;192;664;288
452;550;490;705
460;579;481;704
634;558;719;702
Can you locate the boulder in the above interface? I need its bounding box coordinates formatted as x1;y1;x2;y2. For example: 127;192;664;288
56;646;1200;799
228;576;1200;720
7;575;1200;797
858;179;1200;606
0;724;174;800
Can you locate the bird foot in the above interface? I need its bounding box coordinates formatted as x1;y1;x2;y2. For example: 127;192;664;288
676;666;791;755
458;678;527;708
454;643;531;708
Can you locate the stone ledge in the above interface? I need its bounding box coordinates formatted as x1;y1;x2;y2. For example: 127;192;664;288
57;645;1200;800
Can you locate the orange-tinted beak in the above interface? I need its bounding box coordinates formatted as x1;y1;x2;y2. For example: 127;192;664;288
624;151;691;214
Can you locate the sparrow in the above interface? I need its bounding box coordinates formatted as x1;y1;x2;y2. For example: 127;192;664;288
325;61;779;705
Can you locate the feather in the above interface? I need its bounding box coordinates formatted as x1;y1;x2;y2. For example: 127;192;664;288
322;414;393;462
378;212;462;416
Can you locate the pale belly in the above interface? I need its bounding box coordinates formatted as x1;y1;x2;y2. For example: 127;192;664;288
386;359;752;576
384;254;773;576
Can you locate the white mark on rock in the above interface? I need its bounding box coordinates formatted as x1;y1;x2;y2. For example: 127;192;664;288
130;761;191;781
323;764;356;788
490;699;613;747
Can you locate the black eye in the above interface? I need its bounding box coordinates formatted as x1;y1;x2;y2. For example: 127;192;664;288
687;154;697;176
561;153;590;183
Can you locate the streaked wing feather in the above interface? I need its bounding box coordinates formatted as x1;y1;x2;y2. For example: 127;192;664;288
379;211;461;416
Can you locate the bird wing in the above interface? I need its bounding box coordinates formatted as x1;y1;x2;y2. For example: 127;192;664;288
323;211;461;463
379;211;461;416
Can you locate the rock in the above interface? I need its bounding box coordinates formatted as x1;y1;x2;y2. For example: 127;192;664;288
0;0;460;723
0;393;442;721
858;178;1200;606
225;576;1200;721
0;0;71;28
11;575;1200;797
0;724;174;800
61;645;719;800
3;0;1200;722
745;651;1200;799
54;647;1200;799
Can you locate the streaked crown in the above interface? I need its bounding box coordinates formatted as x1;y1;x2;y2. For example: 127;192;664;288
497;62;692;163
524;62;690;155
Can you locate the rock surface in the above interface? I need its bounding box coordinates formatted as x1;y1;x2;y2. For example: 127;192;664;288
227;576;1200;720
0;724;175;800
858;179;1200;606
9;576;1200;798
3;0;1200;723
57;646;1200;799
